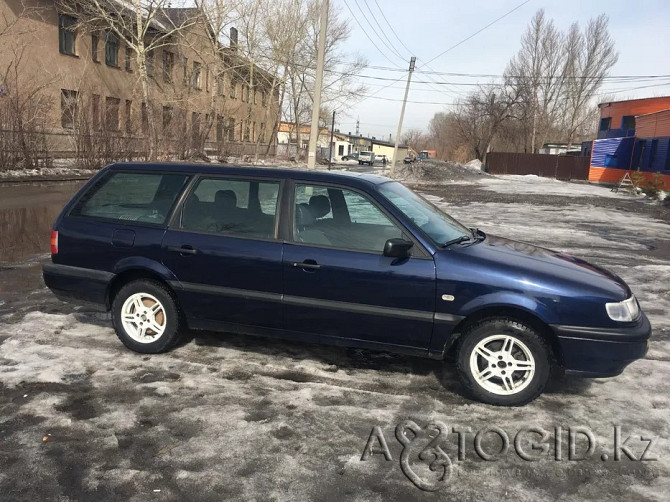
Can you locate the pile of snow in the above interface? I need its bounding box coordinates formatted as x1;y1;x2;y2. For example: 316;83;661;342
0;166;98;179
464;159;483;171
395;160;489;185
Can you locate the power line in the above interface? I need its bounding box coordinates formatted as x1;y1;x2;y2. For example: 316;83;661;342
359;0;406;62
420;0;532;68
341;0;404;68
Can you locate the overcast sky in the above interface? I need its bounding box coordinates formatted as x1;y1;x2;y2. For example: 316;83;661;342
332;0;670;140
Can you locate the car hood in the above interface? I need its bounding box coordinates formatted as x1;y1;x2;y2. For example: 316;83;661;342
444;234;630;300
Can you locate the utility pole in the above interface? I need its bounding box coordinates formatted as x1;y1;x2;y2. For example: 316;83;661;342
307;0;329;169
390;56;416;176
328;110;335;170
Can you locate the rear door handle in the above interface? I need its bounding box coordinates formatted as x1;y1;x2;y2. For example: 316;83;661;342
168;245;197;255
291;260;321;270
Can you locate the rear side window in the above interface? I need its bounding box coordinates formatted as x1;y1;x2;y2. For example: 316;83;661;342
180;177;280;239
71;171;189;225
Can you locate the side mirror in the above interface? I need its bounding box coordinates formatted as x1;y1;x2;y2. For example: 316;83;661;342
383;238;413;258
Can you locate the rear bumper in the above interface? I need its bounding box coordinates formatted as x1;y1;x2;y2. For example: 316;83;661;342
43;262;113;308
551;313;651;377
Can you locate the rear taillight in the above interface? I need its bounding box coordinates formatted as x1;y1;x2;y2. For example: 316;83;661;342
50;230;58;255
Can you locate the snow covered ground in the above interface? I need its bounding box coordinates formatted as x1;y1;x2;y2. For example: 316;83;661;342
0;176;669;501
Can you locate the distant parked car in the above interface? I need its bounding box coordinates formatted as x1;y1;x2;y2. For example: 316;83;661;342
358;151;375;166
341;153;359;161
403;156;414;164
43;162;651;406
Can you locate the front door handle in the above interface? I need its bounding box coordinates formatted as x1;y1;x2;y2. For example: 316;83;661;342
291;260;321;270
168;245;197;255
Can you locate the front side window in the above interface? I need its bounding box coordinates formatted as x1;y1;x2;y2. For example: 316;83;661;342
105;32;119;67
181;178;280;239
71;172;189;224
378;181;470;245
293;184;402;252
58;14;77;55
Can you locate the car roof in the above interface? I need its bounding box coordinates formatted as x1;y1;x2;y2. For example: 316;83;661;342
107;162;392;187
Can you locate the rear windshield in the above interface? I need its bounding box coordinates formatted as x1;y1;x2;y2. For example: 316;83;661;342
70;171;189;225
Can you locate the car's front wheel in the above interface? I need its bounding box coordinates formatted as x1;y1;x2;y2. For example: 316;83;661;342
112;279;184;353
457;319;551;406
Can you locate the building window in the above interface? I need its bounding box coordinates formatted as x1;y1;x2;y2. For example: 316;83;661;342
259;122;265;143
163;51;174;82
262;90;267;107
58;14;77;56
92;94;101;130
162;106;173;134
599;117;611;132
182;57;188;85
125;99;132;133
105;32;119;67
216;115;224;142
191;112;201;141
227;118;235;141
243;120;249;141
206;69;210;92
230;80;237;99
91;34;99;62
253;89;258;105
621;115;635;131
105;97;120;131
125;46;132;71
216;74;224;96
192;62;202;89
60;89;78;128
141;103;148;133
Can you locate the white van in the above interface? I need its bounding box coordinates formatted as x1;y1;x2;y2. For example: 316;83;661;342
358;151;375;166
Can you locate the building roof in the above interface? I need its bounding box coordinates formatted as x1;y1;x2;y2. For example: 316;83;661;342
635;108;670;118
598;96;670;108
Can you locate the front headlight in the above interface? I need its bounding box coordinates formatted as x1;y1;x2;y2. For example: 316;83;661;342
605;296;640;322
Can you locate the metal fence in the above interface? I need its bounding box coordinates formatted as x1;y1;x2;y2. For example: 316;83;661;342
486;152;590;180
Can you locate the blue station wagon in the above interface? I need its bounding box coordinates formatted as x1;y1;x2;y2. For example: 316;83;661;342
43;163;651;406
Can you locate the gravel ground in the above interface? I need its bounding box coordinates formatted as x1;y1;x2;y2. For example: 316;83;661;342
0;175;669;501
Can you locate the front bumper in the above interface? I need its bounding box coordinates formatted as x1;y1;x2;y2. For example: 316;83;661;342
551;312;651;378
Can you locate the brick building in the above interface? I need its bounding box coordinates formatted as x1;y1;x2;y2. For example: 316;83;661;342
0;0;279;163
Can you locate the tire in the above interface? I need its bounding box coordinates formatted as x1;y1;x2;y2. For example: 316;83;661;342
111;279;184;354
456;319;551;406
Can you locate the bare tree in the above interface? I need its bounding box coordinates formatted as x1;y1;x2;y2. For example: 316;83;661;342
562;15;617;146
400;128;428;153
452;85;519;161
505;9;567;153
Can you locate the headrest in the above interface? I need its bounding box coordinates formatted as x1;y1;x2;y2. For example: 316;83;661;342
309;195;331;219
295;203;314;227
215;190;237;208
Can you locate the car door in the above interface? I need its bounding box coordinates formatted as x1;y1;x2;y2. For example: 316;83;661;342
282;181;436;351
161;176;284;330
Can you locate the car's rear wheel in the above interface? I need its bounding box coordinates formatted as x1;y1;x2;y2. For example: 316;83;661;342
112;279;183;353
457;319;551;406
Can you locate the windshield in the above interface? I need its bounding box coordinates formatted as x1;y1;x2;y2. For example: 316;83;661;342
378;182;471;245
